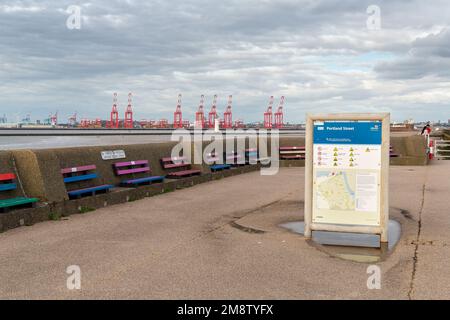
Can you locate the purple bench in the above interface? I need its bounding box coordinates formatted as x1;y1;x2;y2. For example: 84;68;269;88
114;160;164;187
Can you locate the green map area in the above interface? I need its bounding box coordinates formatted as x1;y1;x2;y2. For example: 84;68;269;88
316;171;356;211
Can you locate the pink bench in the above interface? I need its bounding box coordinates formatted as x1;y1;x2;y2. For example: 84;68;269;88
160;156;201;179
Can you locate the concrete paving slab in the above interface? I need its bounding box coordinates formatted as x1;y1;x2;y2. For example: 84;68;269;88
0;163;448;299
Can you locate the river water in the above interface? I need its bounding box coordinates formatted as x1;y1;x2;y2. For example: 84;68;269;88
0;135;172;150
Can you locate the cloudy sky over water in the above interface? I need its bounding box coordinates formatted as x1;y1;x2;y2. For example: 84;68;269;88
0;0;449;123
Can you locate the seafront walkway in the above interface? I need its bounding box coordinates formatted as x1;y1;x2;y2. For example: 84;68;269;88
0;162;448;299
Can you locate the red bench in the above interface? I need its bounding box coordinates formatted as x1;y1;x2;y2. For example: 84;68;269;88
279;146;305;160
113;160;164;187
160;156;201;179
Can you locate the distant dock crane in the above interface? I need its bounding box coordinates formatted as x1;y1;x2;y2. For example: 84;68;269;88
50;112;58;126
124;93;133;129
195;95;205;129
208;95;218;129
274;96;285;129
264;96;274;129
108;93;119;129
173;94;183;128
223;95;233;129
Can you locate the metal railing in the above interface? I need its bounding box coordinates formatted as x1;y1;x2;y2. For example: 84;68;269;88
435;140;450;160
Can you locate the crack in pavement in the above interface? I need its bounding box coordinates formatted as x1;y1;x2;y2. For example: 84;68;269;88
408;183;426;300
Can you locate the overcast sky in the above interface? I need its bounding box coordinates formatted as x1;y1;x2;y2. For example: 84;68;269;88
1;0;449;123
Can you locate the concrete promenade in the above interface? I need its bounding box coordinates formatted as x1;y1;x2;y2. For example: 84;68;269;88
0;162;448;299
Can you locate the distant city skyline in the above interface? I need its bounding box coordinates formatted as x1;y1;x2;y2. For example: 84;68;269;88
1;1;450;123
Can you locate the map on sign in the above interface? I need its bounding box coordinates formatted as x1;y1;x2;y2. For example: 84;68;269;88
312;121;382;226
316;170;355;211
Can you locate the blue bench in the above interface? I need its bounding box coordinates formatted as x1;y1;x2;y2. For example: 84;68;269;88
67;184;113;198
205;153;231;172
0;173;38;213
210;164;231;171
61;165;113;199
113;160;164;187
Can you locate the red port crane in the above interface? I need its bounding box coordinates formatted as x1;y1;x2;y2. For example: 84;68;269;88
173;94;183;128
109;93;119;129
208;94;218;128
195;94;205;129
264;96;274;129
274;96;285;129
223;95;233;129
50;111;58;126
124;92;134;129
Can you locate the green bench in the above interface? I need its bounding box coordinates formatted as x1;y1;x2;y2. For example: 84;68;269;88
0;173;38;213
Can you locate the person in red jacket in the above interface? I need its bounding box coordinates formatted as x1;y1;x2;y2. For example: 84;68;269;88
421;122;432;135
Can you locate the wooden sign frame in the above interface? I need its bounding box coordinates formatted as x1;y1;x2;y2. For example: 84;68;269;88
304;113;390;243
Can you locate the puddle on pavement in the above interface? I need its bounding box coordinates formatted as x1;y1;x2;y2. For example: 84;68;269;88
280;220;401;263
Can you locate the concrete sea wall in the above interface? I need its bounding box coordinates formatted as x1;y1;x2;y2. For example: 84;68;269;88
0;135;427;233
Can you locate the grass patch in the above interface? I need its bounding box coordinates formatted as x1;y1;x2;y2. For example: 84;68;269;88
78;206;95;214
48;211;61;221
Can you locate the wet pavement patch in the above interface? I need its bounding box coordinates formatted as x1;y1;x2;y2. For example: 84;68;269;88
280;220;401;263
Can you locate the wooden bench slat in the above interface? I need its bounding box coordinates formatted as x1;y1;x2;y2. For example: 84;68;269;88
206;156;220;162
163;162;190;169
122;176;165;186
281;155;305;159
161;156;187;163
0;197;38;209
61;165;96;174
166;169;201;178
67;184;113;198
114;160;149;168
280;150;306;154
116;167;150;175
0;173;16;181
0;183;17;191
279;146;305;151
210;164;231;172
225;155;242;160
63;173;98;183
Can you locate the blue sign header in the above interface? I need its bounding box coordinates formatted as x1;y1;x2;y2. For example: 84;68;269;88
313;121;382;145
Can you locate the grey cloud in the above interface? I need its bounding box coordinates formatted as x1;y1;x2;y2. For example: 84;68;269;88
375;28;450;79
0;0;449;123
